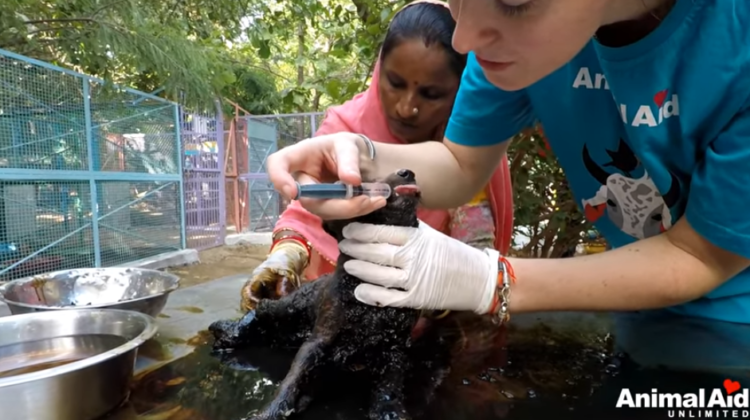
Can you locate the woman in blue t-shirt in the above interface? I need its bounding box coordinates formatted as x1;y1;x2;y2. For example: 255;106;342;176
265;0;750;374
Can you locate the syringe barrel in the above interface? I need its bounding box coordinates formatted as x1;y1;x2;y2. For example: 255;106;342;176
293;181;391;199
350;182;392;198
294;182;349;200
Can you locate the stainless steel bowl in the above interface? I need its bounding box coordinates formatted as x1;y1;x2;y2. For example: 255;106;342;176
0;267;180;317
0;308;158;420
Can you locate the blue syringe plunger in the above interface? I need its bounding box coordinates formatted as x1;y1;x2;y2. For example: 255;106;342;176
293;182;392;200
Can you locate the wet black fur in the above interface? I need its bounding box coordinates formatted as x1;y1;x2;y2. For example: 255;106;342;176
209;170;447;420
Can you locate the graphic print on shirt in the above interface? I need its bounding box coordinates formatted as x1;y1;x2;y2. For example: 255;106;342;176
580;139;680;240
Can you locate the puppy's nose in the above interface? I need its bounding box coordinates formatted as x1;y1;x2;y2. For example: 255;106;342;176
396;169;415;182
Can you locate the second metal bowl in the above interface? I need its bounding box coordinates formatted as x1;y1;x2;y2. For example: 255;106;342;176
0;308;158;420
0;267;180;317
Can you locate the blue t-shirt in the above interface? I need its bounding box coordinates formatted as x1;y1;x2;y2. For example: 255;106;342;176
445;0;750;324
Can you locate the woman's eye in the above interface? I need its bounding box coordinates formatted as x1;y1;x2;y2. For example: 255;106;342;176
495;0;535;17
388;77;405;89
420;90;442;100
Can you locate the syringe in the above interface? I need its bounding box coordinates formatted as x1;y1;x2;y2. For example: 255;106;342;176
293;182;392;200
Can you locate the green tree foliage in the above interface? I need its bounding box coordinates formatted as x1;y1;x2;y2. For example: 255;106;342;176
1;0;255;108
0;0;405;112
507;126;597;257
220;65;281;115
242;0;407;113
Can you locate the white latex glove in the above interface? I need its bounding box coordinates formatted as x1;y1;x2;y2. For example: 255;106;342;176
338;221;499;314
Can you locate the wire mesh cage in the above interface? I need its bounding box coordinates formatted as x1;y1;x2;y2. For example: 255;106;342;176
181;108;225;250
0;49;184;281
240;113;324;232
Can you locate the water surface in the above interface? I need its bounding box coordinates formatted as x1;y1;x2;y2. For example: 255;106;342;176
127;313;750;420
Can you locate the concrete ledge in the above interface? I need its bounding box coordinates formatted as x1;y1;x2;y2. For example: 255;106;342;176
115;249;200;270
225;232;273;246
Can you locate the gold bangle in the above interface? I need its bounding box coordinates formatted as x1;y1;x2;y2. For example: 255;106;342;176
433;310;451;320
272;228;338;268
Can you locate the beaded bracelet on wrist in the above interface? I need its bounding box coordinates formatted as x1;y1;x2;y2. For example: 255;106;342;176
488;256;516;325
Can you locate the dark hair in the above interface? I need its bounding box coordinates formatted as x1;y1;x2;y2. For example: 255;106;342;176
380;2;467;78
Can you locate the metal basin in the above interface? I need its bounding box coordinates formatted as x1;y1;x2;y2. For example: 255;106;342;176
0;308;158;420
0;267;180;317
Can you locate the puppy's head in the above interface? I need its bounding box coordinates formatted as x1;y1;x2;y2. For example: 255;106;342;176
322;169;421;242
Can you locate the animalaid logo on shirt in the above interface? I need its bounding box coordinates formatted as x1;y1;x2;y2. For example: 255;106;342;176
616;379;750;418
619;88;680;128
571;67;679;127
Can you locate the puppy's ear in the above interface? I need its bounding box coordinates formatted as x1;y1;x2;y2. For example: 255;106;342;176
322;219;349;242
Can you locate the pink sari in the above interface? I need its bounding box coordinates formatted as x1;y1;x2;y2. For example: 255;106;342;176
274;0;515;280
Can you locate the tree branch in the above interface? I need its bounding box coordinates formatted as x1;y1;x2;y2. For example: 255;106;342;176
24;18;97;25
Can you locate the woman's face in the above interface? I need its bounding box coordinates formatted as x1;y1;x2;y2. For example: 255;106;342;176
448;0;610;91
378;39;461;144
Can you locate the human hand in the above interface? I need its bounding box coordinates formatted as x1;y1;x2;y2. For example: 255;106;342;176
338;221;499;314
240;241;309;312
266;132;386;220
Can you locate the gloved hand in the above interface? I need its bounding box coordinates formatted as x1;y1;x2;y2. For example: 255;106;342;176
338;221;499;314
240;240;309;312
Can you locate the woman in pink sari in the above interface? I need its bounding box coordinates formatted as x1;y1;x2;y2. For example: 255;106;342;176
241;0;514;311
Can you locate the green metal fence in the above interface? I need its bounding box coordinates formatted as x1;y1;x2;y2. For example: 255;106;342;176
243;112;323;231
0;49;185;281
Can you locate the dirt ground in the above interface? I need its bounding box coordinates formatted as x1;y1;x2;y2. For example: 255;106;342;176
166;244;269;289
